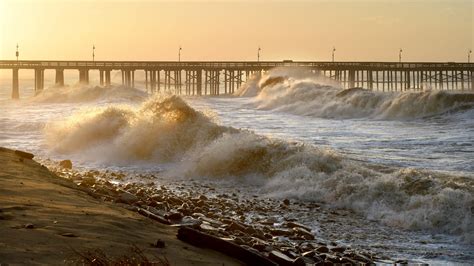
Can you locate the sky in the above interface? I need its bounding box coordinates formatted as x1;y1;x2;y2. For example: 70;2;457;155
0;0;472;62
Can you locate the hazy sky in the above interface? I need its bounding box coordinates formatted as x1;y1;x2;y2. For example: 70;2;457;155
0;0;472;62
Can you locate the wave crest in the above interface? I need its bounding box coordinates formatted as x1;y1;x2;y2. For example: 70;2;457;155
237;68;474;119
177;132;341;179
45;95;232;162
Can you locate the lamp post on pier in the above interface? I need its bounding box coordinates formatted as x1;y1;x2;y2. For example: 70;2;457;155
399;48;403;63
178;46;182;62
92;45;95;62
257;46;261;62
16;44;19;62
468;49;472;63
332;47;336;62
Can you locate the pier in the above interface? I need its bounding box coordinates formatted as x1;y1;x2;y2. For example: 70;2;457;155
1;60;473;99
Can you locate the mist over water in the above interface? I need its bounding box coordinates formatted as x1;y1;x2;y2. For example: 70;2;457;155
0;69;473;262
31;84;147;103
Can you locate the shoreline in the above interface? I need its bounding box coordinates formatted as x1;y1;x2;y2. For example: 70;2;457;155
39;152;386;264
1;146;470;265
0;147;241;265
43;157;473;265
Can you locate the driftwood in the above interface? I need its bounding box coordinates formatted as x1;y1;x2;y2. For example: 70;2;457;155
137;208;171;225
177;227;277;266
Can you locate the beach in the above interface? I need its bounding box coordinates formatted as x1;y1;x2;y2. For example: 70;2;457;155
0;146;389;265
0;147;242;265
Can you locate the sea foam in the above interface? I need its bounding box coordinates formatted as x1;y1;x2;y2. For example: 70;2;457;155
44;94;474;242
236;68;474;120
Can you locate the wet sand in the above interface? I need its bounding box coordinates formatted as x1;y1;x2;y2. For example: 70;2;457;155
0;147;241;265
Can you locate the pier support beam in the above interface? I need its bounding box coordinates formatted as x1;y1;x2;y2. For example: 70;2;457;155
35;69;44;92
405;71;411;90
12;68;19;99
157;70;161;92
145;70;148;92
164;70;170;92
151;71;156;93
223;69;243;94
368;71;373;90
131;71;135;88
150;71;154;91
348;70;355;88
176;70;182;94
105;70;111;86
99;70;104;86
121;70;134;88
123;70;128;87
205;70;220;95
148;71;153;93
471;71;474;90
197;69;202;96
55;69;64;87
185;70;198;95
79;69;89;85
439;71;443;90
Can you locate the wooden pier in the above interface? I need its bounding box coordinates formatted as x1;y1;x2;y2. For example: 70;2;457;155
1;60;473;99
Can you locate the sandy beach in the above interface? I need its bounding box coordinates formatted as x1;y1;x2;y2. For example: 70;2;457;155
0;147;242;265
0;145;391;265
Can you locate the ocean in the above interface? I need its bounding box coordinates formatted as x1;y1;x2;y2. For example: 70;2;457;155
0;68;473;264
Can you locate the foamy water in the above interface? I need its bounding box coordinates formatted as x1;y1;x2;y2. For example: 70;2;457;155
0;70;473;263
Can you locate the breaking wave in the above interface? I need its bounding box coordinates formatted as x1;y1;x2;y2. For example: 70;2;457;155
44;95;473;242
236;68;474;120
31;84;147;103
45;95;234;162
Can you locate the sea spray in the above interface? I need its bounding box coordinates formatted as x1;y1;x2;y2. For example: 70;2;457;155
175;131;341;179
31;84;147;103
237;68;474;120
44;94;474;241
234;72;261;97
45;106;134;154
45;95;234;163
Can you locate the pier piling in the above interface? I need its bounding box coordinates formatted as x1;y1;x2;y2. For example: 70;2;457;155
55;69;64;87
34;68;44;92
12;68;19;99
79;69;89;85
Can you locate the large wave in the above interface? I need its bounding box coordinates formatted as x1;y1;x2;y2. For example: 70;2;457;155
236;68;474;120
44;95;473;242
45;95;235;162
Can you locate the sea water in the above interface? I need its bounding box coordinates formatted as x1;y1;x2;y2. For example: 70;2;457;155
0;69;472;264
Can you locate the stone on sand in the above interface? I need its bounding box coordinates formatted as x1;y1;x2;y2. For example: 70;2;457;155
59;159;73;169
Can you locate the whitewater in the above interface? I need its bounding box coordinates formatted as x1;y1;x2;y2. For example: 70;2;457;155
0;68;473;264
